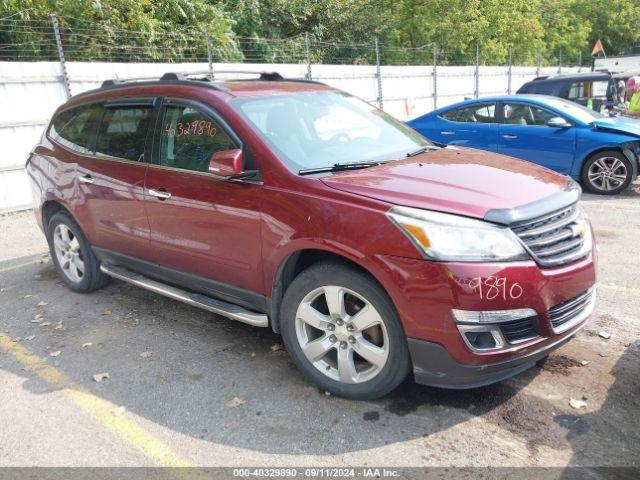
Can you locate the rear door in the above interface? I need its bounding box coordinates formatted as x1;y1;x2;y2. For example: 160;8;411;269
75;98;157;261
142;97;265;309
431;102;499;151
496;101;576;173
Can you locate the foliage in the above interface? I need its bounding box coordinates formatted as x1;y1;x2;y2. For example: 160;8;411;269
0;0;637;65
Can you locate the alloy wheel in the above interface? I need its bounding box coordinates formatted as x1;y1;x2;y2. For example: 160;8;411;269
294;286;389;384
52;224;85;283
587;156;628;192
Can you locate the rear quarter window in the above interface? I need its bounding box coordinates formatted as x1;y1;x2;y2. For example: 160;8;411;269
440;103;495;123
49;104;102;154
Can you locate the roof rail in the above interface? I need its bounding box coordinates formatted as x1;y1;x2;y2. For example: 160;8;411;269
207;70;284;81
100;70;284;89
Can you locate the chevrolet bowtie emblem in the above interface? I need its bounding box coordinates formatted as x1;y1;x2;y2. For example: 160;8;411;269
570;221;586;238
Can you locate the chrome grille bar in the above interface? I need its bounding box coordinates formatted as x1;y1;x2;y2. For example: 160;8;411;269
510;203;590;267
548;287;596;333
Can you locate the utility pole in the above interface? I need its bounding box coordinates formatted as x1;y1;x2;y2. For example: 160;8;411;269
374;37;383;110
507;45;513;94
578;51;583;72
474;44;480;98
432;44;438;110
205;24;214;79
305;33;312;80
50;13;71;99
558;49;563;74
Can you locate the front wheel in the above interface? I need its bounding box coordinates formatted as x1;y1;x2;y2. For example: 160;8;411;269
280;262;411;399
581;151;633;195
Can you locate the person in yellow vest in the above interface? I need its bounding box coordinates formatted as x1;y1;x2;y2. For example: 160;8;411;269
625;76;640;117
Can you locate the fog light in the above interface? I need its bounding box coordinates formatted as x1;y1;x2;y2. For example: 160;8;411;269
457;324;505;351
451;308;537;324
464;331;497;349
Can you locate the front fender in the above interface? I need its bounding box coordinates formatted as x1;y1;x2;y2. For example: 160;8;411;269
572;130;640;178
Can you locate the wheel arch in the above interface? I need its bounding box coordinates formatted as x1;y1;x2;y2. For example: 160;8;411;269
41;200;73;233
268;248;393;334
577;145;638;182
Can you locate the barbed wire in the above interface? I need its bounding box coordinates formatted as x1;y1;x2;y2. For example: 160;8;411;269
0;17;587;67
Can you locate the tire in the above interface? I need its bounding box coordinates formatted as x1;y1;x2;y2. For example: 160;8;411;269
47;211;109;293
280;261;411;400
581;150;633;195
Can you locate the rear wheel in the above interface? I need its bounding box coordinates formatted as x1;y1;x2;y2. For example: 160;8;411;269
581;150;633;195
47;212;109;293
280;262;410;399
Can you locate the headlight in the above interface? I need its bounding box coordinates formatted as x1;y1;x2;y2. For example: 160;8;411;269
387;206;529;262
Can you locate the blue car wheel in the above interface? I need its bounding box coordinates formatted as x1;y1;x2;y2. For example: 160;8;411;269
581;150;633;195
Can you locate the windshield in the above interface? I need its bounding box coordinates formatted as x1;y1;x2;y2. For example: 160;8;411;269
543;97;605;123
231;91;430;172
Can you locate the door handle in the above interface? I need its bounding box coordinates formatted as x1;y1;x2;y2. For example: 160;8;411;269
502;134;518;139
78;174;94;184
441;131;455;135
148;189;172;200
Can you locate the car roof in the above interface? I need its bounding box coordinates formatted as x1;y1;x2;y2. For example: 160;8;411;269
68;72;337;105
435;94;569;108
218;80;336;97
528;71;612;82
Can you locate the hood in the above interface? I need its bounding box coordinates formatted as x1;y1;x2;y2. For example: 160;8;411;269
321;147;570;219
592;117;640;138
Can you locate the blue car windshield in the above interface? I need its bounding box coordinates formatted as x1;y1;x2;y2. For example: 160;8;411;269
231;91;430;172
542;97;605;124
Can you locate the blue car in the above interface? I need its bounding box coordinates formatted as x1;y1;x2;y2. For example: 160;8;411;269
407;95;640;195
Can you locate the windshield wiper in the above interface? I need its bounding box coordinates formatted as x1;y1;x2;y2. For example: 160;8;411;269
299;160;389;176
406;145;439;158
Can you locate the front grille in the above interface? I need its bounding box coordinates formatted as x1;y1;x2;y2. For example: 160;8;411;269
548;288;595;331
510;203;589;267
500;316;539;344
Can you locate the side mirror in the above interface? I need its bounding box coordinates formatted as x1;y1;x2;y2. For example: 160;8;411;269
208;149;243;177
547;117;572;128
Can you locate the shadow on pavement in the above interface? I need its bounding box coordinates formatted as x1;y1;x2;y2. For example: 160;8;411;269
0;260;631;458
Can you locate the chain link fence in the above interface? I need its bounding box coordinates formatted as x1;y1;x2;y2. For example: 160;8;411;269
0;14;588;213
0;13;589;103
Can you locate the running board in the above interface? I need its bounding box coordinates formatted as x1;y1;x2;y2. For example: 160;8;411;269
99;264;268;328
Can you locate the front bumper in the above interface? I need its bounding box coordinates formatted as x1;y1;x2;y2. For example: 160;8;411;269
407;288;594;388
373;249;597;375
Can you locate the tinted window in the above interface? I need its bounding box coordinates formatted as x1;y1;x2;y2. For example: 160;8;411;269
501;103;558;126
568;80;612;101
159;105;236;173
441;103;495;123
519;81;565;97
50;104;101;154
95;106;153;161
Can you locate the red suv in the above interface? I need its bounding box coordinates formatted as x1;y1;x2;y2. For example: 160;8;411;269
27;72;597;399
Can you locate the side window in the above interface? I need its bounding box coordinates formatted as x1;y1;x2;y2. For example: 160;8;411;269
95;106;154;161
440;103;495;123
568;80;610;101
502;103;559;126
50;104;102;154
159;105;236;173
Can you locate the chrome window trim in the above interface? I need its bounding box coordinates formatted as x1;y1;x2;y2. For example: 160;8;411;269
144;161;264;185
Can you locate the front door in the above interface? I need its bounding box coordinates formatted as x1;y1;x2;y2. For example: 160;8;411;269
497;101;576;173
143;98;265;309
